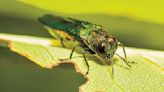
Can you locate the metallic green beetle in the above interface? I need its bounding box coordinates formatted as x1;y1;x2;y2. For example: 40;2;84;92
38;15;131;75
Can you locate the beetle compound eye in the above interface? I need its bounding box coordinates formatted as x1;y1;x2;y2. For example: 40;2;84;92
98;43;105;53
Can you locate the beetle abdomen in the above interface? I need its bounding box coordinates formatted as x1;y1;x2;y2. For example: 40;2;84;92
38;15;82;41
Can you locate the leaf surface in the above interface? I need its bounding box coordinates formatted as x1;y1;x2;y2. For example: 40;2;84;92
0;33;163;92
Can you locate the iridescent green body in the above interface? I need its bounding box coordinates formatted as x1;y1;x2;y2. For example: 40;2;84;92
39;15;84;41
39;15;118;57
39;15;131;75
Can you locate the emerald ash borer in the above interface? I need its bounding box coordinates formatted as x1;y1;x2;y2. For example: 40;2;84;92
38;15;131;75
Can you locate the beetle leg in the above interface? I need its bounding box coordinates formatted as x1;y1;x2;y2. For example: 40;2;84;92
83;50;89;75
69;45;89;75
60;38;65;48
69;45;79;59
116;53;131;67
118;42;127;59
118;42;131;67
110;59;114;75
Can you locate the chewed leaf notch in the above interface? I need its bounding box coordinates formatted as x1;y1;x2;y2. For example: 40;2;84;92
0;33;163;92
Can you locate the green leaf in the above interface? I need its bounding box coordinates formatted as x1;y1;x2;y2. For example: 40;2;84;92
0;33;163;92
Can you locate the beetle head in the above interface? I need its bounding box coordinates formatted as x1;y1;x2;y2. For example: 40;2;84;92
97;37;118;59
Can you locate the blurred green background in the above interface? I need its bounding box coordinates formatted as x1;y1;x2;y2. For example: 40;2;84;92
0;0;164;92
